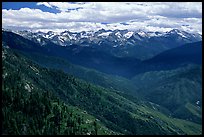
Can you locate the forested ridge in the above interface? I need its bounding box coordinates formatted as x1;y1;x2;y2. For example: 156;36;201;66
2;46;202;135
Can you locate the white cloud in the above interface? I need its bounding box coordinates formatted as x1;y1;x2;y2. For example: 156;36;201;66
2;2;202;34
37;2;53;8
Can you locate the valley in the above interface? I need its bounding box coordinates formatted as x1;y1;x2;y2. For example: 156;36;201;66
2;28;202;135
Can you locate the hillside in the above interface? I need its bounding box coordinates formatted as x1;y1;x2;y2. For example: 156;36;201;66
2;2;202;135
131;41;202;76
2;46;202;135
132;65;202;124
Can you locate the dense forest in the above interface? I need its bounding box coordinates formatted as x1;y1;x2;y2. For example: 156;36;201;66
2;47;116;135
2;46;202;135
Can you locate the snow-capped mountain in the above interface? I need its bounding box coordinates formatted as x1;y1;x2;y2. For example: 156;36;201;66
10;28;202;60
14;28;202;47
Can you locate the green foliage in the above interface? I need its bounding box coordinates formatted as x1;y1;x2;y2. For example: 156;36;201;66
132;65;202;124
16;51;139;96
2;73;101;135
2;48;114;135
2;47;202;135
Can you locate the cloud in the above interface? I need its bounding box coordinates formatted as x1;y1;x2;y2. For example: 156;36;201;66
37;2;85;11
2;2;202;34
146;2;201;18
37;2;53;8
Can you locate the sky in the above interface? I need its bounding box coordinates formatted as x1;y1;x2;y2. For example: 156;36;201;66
2;2;202;34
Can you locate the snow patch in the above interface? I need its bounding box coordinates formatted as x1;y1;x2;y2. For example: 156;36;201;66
115;32;122;38
124;31;134;38
58;37;64;43
44;33;56;39
70;34;77;40
177;32;187;38
36;38;41;43
80;32;94;38
98;31;112;37
148;32;163;37
138;31;147;37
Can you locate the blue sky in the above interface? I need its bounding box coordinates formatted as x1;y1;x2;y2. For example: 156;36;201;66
2;2;202;34
2;2;60;13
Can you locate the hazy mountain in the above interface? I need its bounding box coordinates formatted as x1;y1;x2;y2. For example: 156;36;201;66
131;41;202;76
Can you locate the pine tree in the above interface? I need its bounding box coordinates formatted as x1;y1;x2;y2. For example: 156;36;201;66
93;120;98;135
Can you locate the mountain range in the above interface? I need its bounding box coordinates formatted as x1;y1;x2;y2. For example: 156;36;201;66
10;28;202;61
2;29;202;77
2;28;202;135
